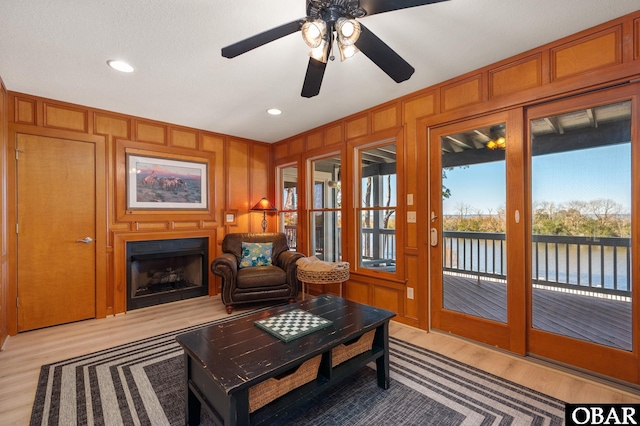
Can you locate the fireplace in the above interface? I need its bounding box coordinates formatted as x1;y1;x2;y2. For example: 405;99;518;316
126;238;208;310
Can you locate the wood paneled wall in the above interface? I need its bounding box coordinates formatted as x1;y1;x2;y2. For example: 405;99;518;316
272;11;640;328
0;77;8;347
2;92;270;334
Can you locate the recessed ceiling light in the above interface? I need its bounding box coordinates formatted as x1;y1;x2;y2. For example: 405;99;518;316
107;60;134;73
267;108;282;116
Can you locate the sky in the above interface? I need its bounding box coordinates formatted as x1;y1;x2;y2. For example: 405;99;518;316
442;144;631;216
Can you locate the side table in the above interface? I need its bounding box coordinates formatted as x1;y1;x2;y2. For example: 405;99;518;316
297;264;349;300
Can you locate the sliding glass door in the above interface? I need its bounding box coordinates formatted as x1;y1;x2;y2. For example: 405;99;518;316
430;110;526;353
526;85;639;382
429;84;639;383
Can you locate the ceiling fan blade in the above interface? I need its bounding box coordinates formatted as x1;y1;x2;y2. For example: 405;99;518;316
355;24;414;83
221;19;305;58
301;58;327;98
359;0;449;16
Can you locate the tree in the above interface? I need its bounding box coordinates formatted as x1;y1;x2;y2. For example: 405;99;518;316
441;168;453;199
531;198;629;237
382;175;394;228
587;198;628;237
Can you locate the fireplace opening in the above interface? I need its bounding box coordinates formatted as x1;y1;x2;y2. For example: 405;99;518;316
126;238;208;310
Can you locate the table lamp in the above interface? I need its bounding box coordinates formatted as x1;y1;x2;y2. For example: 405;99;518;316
250;197;278;232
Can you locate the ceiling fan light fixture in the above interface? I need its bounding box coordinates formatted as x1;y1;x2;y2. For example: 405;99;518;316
338;42;359;61
301;19;327;48
309;39;330;63
485;137;506;150
335;17;361;45
221;0;443;98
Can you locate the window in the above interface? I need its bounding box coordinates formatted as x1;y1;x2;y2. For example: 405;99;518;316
357;142;396;272
278;165;298;250
310;156;342;261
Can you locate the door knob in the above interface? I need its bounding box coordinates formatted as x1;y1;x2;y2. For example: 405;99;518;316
76;237;93;244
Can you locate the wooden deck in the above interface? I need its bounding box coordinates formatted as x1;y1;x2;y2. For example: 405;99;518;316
442;274;632;351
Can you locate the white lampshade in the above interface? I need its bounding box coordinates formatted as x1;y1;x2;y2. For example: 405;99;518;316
335;17;361;46
301;19;327;48
338;42;359;61
309;39;330;63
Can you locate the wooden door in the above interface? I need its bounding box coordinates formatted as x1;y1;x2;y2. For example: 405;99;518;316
16;134;96;331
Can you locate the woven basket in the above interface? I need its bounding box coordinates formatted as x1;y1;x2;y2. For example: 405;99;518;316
332;329;375;367
297;267;350;284
248;354;322;413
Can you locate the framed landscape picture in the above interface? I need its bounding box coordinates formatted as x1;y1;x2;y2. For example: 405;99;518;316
127;154;208;210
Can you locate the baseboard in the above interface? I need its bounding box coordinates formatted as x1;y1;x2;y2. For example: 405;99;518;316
527;353;640;396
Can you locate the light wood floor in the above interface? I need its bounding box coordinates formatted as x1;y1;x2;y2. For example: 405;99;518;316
1;296;639;425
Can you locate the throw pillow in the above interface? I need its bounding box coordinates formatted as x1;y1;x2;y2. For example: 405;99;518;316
239;242;273;268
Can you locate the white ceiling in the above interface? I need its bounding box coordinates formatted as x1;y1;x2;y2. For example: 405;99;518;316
1;1;638;143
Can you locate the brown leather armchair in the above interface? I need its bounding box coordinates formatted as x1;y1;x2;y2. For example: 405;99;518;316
211;232;304;314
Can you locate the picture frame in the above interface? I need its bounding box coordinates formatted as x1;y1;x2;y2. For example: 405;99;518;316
127;154;208;210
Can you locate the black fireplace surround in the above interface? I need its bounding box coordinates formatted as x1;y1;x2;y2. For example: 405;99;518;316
126;238;208;310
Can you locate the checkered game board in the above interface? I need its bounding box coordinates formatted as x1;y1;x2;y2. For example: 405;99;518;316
254;309;333;342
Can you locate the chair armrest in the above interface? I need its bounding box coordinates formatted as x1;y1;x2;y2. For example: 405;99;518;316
277;250;305;273
277;250;305;298
211;253;238;282
211;253;239;305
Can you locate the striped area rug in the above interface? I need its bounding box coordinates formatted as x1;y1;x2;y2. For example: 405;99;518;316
30;321;565;425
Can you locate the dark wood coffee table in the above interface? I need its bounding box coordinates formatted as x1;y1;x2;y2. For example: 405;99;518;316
175;294;396;426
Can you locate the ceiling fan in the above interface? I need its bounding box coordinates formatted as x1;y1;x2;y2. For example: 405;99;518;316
221;0;449;98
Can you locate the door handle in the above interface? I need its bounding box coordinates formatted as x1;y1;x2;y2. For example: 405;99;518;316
430;228;438;247
76;237;93;244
